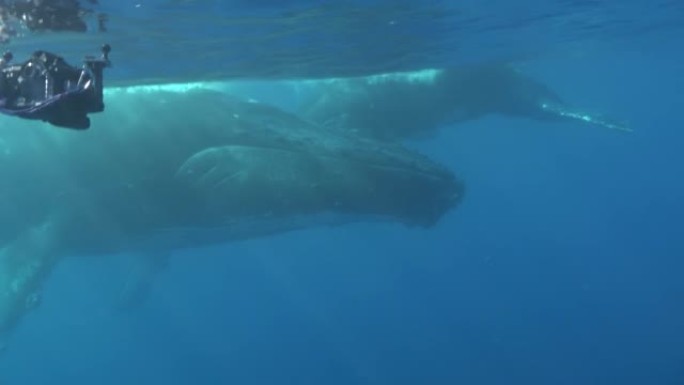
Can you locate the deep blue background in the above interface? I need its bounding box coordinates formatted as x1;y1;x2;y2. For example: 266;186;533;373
1;2;683;384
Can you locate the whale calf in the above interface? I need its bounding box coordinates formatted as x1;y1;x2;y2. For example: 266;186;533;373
0;85;462;343
299;64;630;141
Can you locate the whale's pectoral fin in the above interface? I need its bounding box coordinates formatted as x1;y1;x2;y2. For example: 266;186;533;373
114;251;171;313
0;217;68;341
539;102;632;132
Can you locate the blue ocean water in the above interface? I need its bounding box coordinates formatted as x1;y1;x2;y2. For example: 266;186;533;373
1;1;683;384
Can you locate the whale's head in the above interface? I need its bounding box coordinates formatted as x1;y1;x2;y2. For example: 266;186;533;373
436;65;566;121
175;140;463;230
166;91;464;231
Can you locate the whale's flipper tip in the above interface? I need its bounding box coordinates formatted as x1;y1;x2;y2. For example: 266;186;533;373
540;103;633;133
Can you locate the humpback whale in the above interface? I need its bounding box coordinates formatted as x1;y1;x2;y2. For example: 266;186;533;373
0;85;462;344
300;64;630;141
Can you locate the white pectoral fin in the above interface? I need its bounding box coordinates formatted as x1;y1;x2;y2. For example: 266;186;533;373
541;103;633;133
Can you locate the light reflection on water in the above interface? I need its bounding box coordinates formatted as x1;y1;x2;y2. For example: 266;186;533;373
2;1;683;84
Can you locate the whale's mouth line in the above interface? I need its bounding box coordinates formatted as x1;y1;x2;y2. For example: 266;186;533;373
196;143;454;182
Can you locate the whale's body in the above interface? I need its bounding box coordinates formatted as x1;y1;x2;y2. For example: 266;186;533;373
300;65;629;141
0;86;462;338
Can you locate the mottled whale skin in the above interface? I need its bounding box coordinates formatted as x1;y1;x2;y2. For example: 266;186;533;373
300;64;628;141
0;86;462;341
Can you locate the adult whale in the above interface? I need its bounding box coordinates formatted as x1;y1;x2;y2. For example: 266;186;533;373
299;64;629;141
0;85;462;343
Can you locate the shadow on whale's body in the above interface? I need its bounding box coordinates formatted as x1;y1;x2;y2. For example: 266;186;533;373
300;64;630;141
0;86;463;345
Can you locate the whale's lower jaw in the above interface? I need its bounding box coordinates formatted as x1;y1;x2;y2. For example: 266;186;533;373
131;212;394;254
